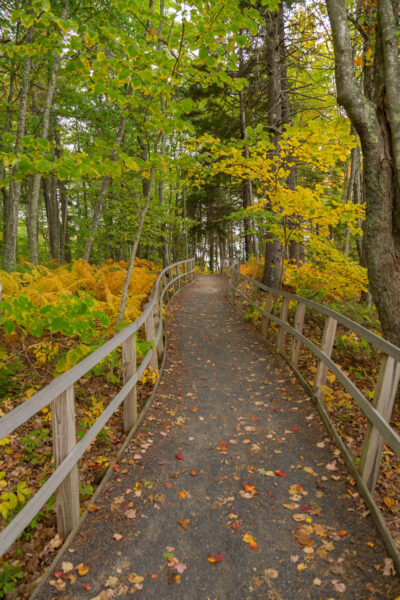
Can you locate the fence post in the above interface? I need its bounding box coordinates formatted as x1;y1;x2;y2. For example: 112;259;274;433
261;292;274;336
169;266;175;296
228;269;236;304
313;316;337;401
154;284;164;359
290;301;306;367
122;332;137;432
359;355;400;493
277;297;290;352
52;386;80;539
145;308;158;370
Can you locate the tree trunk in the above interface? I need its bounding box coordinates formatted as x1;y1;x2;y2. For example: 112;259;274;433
84;115;127;261
115;170;154;329
42;177;61;260
4;24;34;271
28;0;69;265
239;87;254;260
262;6;283;289
326;0;400;346
209;232;214;272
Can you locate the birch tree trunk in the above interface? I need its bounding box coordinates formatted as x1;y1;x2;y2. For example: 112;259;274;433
4;24;34;271
28;0;69;265
115;170;154;329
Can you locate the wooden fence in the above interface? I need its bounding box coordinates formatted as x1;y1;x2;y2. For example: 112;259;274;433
229;266;400;570
0;258;195;558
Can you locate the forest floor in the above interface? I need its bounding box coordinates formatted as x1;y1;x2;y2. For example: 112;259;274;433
39;275;400;600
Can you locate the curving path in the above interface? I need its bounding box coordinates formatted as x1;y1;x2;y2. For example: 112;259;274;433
41;275;400;599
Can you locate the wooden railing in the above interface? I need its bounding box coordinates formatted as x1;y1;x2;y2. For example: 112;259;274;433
0;258;195;558
229;267;400;570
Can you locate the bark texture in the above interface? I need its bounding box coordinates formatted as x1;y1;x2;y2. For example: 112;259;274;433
326;0;400;346
262;6;284;289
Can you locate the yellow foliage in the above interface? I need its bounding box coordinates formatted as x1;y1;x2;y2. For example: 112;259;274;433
0;258;160;329
240;257;264;281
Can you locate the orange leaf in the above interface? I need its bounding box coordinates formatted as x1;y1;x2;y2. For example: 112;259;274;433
77;564;89;576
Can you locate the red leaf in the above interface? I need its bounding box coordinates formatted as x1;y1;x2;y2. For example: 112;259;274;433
83;584;92;590
275;470;286;477
208;553;223;563
291;427;299;432
113;464;119;471
175;454;184;460
232;522;241;531
300;505;312;513
268;492;274;498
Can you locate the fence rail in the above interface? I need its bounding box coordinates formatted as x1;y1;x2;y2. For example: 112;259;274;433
228;266;400;570
0;258;195;558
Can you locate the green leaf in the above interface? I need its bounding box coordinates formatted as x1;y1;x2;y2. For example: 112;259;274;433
199;47;208;60
3;320;15;335
181;98;193;114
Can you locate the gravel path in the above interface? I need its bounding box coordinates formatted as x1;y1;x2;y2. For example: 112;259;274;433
41;275;400;600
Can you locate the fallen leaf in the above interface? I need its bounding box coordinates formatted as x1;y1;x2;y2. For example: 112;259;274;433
325;460;338;471
331;580;346;593
303;466;317;476
275;469;286;477
293;514;306;522
87;503;100;513
61;561;73;573
297;563;307;571
178;490;189;498
290;555;299;563
313;578;321;586
295;525;315;547
174;562;187;574
258;469;274;477
77;564;89;576
264;568;278;579
243;533;258;549
49;580;66;591
208;553;223;563
383;496;397;510
175;454;184;460
383;557;395;576
128;573;144;584
105;575;118;588
113;533;123;541
179;518;190;530
125;509;137;519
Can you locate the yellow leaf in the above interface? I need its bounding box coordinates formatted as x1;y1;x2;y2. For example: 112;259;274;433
77;564;89;576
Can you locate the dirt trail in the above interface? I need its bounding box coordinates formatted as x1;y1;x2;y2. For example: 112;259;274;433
41;275;400;600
